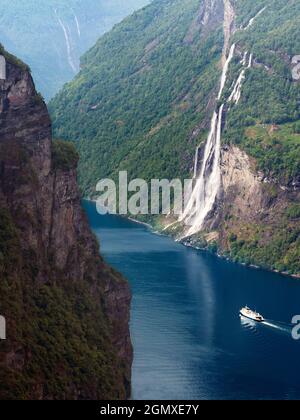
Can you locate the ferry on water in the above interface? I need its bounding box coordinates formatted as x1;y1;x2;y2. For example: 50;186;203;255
240;306;265;323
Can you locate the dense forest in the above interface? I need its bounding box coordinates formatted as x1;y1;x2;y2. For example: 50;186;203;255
50;0;224;189
50;0;300;276
224;0;300;184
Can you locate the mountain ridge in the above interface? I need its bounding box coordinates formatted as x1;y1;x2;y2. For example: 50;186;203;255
50;0;300;276
0;0;149;99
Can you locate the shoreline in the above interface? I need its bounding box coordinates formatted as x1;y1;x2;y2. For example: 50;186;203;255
179;239;300;281
83;198;300;280
82;198;153;229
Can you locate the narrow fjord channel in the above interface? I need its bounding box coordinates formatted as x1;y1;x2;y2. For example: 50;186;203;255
83;201;300;400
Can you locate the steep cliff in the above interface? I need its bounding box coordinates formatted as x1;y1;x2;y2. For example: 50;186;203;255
0;49;132;400
178;0;300;276
185;144;300;277
50;0;300;276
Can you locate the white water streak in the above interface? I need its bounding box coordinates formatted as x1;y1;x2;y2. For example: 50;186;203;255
248;53;253;68
193;146;200;179
229;52;252;104
218;44;236;99
181;105;224;235
181;44;235;235
240;51;247;66
192;45;235;184
55;9;77;73
244;7;267;30
180;3;261;236
228;69;245;104
193;44;235;179
74;13;81;37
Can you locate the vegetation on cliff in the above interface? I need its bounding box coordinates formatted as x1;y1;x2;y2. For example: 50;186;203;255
0;54;131;400
0;208;126;399
223;0;300;185
228;123;300;185
50;0;300;275
0;43;29;72
52;139;79;170
50;0;223;191
50;0;300;188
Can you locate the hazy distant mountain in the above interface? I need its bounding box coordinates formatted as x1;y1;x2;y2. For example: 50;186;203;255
0;0;149;99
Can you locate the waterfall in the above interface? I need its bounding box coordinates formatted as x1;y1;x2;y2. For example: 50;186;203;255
181;43;253;237
54;9;77;73
244;7;267;30
240;51;248;66
248;53;253;68
181;104;225;235
74;13;81;38
193;146;200;179
218;44;236;99
180;45;236;235
229;52;252;104
179;0;258;238
228;69;245;104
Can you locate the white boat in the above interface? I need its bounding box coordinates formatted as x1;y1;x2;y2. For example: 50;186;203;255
240;306;264;322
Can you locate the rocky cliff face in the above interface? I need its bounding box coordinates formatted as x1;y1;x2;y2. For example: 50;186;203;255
154;0;299;277
216;145;300;276
179;148;300;278
0;53;132;399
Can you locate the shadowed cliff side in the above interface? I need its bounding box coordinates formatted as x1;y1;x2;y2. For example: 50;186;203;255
0;50;132;400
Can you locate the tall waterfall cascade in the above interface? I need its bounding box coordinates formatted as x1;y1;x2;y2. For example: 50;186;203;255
180;0;258;238
180;45;235;236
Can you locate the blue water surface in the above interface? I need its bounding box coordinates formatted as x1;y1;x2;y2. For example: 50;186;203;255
83;200;300;400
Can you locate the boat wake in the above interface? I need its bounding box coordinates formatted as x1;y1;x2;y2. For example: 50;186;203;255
241;315;292;336
261;320;293;336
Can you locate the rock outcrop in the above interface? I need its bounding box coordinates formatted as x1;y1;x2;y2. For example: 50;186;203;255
0;52;132;399
221;146;264;222
199;144;300;276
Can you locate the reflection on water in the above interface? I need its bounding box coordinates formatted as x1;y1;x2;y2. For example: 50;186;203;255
83;201;300;400
240;316;257;330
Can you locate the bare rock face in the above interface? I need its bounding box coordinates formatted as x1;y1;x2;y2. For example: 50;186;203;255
218;145;299;230
222;0;236;56
0;54;132;399
221;146;265;219
203;145;300;276
184;0;224;43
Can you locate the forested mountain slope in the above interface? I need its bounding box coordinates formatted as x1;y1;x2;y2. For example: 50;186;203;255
51;0;224;186
0;0;149;99
50;0;300;276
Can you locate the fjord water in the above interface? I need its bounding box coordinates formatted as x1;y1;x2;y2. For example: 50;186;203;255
83;201;300;400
